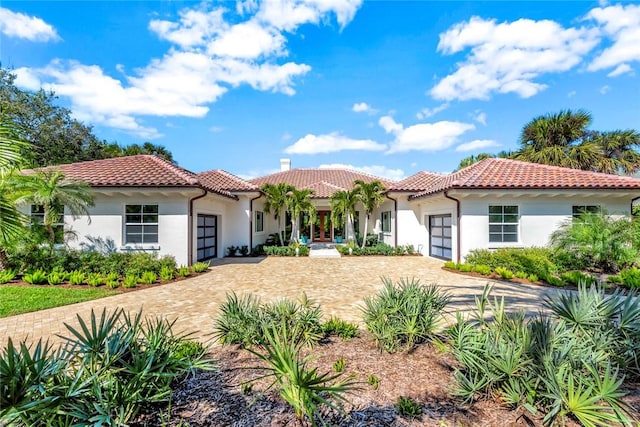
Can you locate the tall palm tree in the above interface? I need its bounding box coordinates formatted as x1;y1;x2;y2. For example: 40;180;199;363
261;183;293;246
514;109;600;170
329;189;358;243
591;130;640;175
354;180;386;248
286;188;315;243
15;170;94;247
0;118;29;270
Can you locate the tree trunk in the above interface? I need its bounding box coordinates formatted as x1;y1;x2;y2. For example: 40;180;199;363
361;214;369;248
0;247;9;271
345;213;355;242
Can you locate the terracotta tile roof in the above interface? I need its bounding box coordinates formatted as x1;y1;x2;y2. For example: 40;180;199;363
30;155;201;187
249;168;393;198
410;158;640;199
390;171;444;191
197;170;260;193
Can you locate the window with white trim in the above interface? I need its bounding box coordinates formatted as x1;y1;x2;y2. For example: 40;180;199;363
572;205;600;218
489;205;518;243
125;205;158;244
255;210;264;232
31;205;64;244
381;211;391;233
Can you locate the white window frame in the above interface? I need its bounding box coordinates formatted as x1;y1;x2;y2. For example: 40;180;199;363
255;210;264;233
124;204;159;245
488;205;519;243
572;205;600;219
31;205;64;244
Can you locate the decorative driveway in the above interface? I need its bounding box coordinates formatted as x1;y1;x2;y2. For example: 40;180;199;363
0;256;563;346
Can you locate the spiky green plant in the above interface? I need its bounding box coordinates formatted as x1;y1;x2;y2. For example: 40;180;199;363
0;269;16;284
68;270;86;286
159;265;174;282
22;270;48;285
361;277;450;352
191;262;210;273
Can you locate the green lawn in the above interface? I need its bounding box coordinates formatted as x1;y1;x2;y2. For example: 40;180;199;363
0;286;118;317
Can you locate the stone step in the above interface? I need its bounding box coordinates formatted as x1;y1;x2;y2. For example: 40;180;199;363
308;248;341;258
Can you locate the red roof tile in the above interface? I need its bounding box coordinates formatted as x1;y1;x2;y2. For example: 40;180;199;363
249;168;392;198
390;171;444;191
197;170;260;193
410;158;640;199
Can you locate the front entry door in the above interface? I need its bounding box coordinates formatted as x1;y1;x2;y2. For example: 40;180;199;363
313;211;332;242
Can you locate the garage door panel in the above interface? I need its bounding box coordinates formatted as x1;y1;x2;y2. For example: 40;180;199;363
197;214;217;262
429;214;452;261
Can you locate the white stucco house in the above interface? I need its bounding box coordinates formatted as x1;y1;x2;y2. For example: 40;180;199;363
21;155;640;265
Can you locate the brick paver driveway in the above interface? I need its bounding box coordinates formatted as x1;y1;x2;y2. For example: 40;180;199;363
0;256;563;346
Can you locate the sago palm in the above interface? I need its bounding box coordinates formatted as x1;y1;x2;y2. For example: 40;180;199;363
261;183;293;246
354;180;385;248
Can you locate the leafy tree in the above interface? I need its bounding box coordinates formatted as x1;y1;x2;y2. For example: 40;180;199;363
513;109;640;174
262;183;293;246
353;180;385;248
0;68;174;166
14;170;94;247
0;117;28;270
329;189;358;242
286;188;315;243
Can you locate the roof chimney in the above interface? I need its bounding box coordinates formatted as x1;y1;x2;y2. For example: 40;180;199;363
280;158;291;172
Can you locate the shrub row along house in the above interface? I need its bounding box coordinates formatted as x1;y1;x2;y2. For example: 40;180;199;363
19;155;640;265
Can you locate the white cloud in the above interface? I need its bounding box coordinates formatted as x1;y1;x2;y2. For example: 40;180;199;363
281;132;292;141
0;7;59;42
607;63;633;77
567;90;577;97
380;116;475;154
600;84;611;94
284;132;385;154
472;111;487;126
430;16;599;101
455;139;499;152
319;163;405;180
352;102;376;114
416;103;448;119
587;4;640;73
16;1;362;138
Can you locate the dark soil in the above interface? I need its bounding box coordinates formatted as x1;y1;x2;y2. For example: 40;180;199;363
132;334;640;427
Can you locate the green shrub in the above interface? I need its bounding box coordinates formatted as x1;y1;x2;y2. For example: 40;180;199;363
176;265;191;277
322;317;360;340
174;340;206;360
494;267;514;280
361;277;450;353
560;271;597;286
545;275;565;287
515;271;528;280
68;270;86;286
551;211;638;273
263;244;309;256
214;293;323;347
465;247;559;280
226;246;238;256
159;266;174;282
0;269;16;284
123;274;138;289
528;274;539;282
447;284;637;426
86;273;104;287
395;396;422;418
138;271;157;285
620;267;640;289
23;270;48;285
47;270;66;285
333;356;346;373
459;263;473;272
191;262;210;273
239;245;250;256
607;275;623;284
0;308;214;426
472;264;492;276
443;261;459;270
105;280;120;289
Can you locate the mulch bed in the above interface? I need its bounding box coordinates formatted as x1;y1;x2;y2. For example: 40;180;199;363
129;333;640;427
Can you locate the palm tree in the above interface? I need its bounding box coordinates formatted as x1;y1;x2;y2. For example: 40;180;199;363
514;109;600;170
354;180;386;248
15;170;94;247
262;183;293;246
591;130;640;174
286;188;315;243
329;189;358;243
0;118;29;270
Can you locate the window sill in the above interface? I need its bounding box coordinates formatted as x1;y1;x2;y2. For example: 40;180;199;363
488;243;523;249
121;244;160;251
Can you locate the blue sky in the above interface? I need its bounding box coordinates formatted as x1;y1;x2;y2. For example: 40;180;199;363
1;1;639;180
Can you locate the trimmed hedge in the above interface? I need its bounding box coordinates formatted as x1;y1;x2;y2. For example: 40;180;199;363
464;247;560;281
